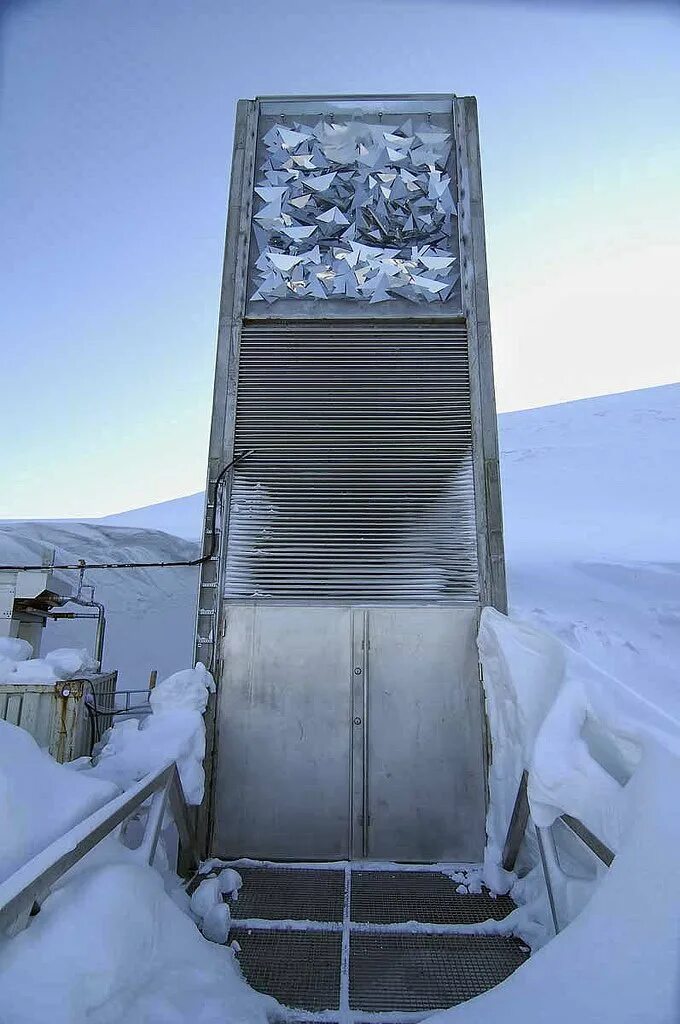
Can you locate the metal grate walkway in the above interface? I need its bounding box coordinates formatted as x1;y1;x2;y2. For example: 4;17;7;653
227;862;529;1020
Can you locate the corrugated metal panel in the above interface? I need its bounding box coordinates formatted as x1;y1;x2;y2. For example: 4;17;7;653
0;673;117;762
224;321;478;601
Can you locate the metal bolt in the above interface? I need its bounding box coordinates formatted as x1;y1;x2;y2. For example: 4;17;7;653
354;667;362;675
353;717;362;726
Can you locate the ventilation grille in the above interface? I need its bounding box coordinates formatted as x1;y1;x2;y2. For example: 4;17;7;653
224;321;478;601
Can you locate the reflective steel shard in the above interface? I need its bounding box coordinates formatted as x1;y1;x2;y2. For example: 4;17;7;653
250;117;459;304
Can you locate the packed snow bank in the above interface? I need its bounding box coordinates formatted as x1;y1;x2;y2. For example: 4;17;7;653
0;850;278;1024
0;681;279;1024
501;383;680;721
190;869;243;945
427;744;680;1024
87;663;215;804
462;608;680;1021
0;641;99;684
0;638;32;662
0;721;119;884
45;646;99;677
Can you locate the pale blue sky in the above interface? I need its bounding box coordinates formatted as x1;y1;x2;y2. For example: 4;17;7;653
1;0;679;518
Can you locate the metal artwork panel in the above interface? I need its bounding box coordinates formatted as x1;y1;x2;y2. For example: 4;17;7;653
250;115;458;305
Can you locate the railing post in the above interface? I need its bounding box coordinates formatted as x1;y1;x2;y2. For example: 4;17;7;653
536;825;561;935
135;774;172;866
168;767;200;876
502;770;530;872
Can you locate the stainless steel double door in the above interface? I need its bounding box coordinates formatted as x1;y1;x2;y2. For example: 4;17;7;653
213;604;486;862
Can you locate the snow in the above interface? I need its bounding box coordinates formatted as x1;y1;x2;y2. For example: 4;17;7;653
45;646;99;676
190;870;242;944
0;689;279;1024
427;743;680;1024
500;383;680;720
87;664;215;804
459;606;680;1021
0;644;100;684
0;859;280;1024
1;383;678;1020
1;658;60;684
0;638;32;662
0;720;119;885
99;493;204;540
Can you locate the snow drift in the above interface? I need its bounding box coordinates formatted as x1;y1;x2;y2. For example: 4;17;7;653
0;640;99;685
0;721;118;885
0;684;278;1024
89;663;215;804
462;608;680;1023
0;858;279;1024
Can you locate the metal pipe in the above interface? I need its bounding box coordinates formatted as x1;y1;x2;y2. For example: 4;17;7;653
66;593;106;668
536;825;561;936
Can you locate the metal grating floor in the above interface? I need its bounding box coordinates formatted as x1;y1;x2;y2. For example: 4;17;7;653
230;927;341;1011
350;933;528;1011
226;863;530;1020
351;870;515;924
233;866;345;922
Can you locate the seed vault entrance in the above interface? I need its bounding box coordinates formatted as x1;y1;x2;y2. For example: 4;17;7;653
196;95;506;863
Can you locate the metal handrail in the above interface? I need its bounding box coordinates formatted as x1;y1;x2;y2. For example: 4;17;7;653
502;768;615;935
0;761;198;937
112;688;153;716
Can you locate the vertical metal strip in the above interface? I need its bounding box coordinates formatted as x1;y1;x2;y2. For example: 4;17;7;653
453;96;506;614
339;863;352;1024
350;610;366;859
195;99;259;858
362;611;370;858
454;99;490;611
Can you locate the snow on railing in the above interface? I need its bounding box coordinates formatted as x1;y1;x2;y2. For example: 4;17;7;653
0;761;198;938
478;606;680;949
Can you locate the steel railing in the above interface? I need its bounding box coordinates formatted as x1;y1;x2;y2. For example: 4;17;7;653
112;688;153;717
502;768;615;935
0;761;198;937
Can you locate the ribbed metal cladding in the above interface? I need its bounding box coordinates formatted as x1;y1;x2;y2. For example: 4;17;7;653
224;320;478;601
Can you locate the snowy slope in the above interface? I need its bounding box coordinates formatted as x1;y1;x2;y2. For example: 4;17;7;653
98;492;205;540
500;383;680;718
1;384;678;713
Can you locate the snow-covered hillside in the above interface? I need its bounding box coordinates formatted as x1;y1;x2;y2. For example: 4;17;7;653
99;492;205;540
501;383;680;718
1;384;678;713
